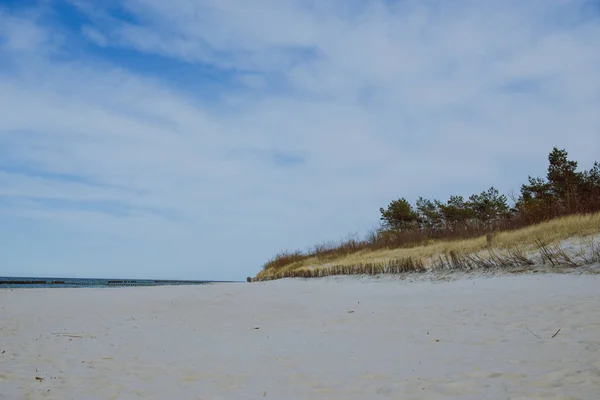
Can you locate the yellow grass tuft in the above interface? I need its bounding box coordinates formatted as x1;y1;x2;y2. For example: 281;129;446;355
255;212;600;281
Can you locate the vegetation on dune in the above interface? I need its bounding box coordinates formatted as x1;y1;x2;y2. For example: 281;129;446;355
253;148;600;281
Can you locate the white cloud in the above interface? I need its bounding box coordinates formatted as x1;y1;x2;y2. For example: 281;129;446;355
81;25;108;46
0;0;599;280
0;9;57;54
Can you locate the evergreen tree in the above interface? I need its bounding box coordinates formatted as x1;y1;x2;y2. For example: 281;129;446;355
416;197;443;231
438;195;475;230
379;198;419;231
519;176;552;202
517;176;553;217
468;187;510;228
547;147;581;200
580;161;600;198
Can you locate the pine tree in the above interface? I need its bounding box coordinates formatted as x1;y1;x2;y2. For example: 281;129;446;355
416;197;443;231
580;161;600;197
438;195;475;231
468;187;510;229
379;198;419;231
547;147;581;200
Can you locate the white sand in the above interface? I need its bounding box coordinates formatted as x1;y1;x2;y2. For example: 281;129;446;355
1;274;599;399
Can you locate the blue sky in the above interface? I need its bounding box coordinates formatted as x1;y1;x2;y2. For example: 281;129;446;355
1;0;599;281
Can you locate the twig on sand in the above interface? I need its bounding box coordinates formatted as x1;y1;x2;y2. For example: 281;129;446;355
51;333;83;338
525;325;542;339
525;325;562;339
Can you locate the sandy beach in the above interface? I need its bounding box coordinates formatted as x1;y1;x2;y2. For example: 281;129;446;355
1;273;599;399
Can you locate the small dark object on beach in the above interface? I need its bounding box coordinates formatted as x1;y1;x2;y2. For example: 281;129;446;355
52;333;83;338
253;327;260;330
526;324;543;339
35;376;44;382
1;350;5;354
347;310;355;313
526;325;562;339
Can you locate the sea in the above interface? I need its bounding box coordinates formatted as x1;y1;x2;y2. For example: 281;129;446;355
0;276;230;289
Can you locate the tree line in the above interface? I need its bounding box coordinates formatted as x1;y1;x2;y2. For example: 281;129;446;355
379;147;600;240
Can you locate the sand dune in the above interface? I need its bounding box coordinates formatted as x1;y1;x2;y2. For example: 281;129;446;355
1;273;599;399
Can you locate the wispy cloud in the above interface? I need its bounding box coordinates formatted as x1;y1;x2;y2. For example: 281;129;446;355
1;0;599;280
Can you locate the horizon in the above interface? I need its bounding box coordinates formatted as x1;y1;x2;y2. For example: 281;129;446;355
1;0;599;281
0;275;242;282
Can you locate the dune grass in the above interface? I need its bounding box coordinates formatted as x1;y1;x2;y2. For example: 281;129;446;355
254;212;600;281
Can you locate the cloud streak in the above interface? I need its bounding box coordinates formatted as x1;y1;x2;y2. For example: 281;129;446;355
1;0;599;280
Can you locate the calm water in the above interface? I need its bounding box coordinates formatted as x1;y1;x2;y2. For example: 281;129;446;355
0;276;227;289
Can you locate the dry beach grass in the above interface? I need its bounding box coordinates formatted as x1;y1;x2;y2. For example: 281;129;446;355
255;212;600;280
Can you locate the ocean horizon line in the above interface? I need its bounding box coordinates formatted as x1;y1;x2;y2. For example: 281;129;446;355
0;276;243;288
